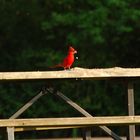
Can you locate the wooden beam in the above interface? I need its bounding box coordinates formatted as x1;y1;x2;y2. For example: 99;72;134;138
7;127;14;140
0;116;140;127
0;67;140;80
15;126;85;132
10;91;45;119
127;82;135;140
51;88;121;140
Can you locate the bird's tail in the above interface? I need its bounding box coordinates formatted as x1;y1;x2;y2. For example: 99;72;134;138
49;63;63;69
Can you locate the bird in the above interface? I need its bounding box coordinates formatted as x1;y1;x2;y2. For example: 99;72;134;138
50;46;77;70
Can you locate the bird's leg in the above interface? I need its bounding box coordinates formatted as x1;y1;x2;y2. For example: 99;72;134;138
67;67;72;71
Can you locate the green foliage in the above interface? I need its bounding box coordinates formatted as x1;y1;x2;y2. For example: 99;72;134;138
0;0;140;138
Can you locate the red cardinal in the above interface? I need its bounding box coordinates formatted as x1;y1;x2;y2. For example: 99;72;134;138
50;46;77;70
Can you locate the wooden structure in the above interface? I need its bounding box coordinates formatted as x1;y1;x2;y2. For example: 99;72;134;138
0;67;140;80
0;67;140;140
1;116;140;127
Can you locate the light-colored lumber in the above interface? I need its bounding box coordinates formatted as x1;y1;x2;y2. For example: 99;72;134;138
15;126;84;132
127;83;135;140
7;127;14;140
0;116;140;127
0;67;140;80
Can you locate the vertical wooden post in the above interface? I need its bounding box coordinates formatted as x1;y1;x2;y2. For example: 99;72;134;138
127;82;135;140
83;128;92;140
7;127;15;140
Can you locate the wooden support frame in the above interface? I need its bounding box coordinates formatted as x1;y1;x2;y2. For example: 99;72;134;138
127;82;135;140
3;84;138;140
1;116;140;127
0;68;139;139
47;88;122;140
0;67;140;80
6;88;121;140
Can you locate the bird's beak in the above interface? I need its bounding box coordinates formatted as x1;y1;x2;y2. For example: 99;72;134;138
74;50;77;54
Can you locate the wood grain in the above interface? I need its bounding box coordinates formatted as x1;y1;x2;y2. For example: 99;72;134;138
0;67;140;80
0;116;140;127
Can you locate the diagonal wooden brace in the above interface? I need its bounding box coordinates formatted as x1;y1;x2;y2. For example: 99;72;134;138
47;87;122;140
7;89;48;140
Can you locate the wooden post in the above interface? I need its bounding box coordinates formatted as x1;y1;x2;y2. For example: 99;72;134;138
83;128;92;140
47;88;122;140
127;82;135;140
7;127;14;140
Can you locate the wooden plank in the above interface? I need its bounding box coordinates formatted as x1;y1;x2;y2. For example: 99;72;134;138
0;116;140;127
0;67;140;80
15;126;86;132
127;82;135;140
51;88;121;140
